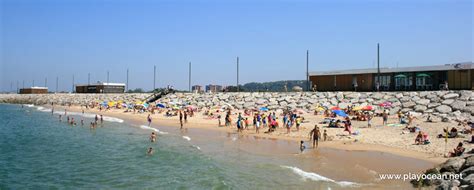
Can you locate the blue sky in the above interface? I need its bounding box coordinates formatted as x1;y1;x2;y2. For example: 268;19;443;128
0;0;472;92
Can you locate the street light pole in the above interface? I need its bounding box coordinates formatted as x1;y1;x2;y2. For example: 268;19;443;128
189;62;191;92
237;57;239;92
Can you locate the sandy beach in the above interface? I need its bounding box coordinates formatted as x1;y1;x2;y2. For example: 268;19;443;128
58;104;468;164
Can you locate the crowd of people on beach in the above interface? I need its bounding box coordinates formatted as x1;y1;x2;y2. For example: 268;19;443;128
45;94;474;158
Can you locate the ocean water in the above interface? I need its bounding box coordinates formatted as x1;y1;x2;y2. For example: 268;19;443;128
0;104;365;189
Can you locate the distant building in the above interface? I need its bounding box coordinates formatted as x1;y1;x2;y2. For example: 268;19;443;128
192;85;203;93
19;87;48;94
309;62;473;91
205;84;223;93
75;82;126;93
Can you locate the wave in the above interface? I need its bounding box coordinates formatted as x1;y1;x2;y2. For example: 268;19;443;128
139;125;168;135
36;106;52;112
182;136;191;141
192;145;201;150
281;166;359;187
24;104;34;107
49;109;124;123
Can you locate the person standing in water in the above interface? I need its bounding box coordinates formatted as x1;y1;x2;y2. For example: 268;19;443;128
179;111;183;129
100;115;104;124
59;114;62;122
95;115;99;124
300;141;306;153
147;114;152;126
309;125;322;148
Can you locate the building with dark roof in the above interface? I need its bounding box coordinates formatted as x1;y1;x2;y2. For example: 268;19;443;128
309;62;473;91
75;82;125;93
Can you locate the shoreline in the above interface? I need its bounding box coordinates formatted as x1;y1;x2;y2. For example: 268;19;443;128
56;104;445;164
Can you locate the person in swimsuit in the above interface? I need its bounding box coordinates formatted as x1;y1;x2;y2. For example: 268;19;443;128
147;114;152;126
147;147;154;155
150;132;156;142
309;125;322;148
300;140;305;153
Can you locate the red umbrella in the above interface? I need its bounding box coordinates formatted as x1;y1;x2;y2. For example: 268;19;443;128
379;102;392;108
362;105;374;111
330;106;341;110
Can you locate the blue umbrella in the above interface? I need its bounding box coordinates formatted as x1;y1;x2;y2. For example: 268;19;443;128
259;107;269;111
332;110;348;117
156;103;165;108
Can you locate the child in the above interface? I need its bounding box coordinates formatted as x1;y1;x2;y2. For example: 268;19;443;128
323;130;328;141
300;140;305;153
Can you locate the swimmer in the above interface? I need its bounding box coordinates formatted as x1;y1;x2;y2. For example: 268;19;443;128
100;115;103;124
150;132;156;142
95;115;99;123
300;140;305;153
81;119;84;126
59;114;62;122
147;147;154;155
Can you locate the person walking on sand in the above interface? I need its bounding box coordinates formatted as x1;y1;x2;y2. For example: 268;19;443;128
147;114;152;126
256;114;261;134
309;125;322;148
184;111;188;123
382;110;388;126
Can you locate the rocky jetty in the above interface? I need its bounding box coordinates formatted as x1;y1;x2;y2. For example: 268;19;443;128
1;90;473;121
411;153;474;189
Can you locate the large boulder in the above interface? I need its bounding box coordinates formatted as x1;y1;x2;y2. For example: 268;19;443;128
464;155;474;169
436;105;453;114
460;166;474;178
460;174;474;185
451;101;467;111
414;105;428;112
417;99;431;105
440;158;466;173
443;93;460;99
442;99;455;105
402;101;417;108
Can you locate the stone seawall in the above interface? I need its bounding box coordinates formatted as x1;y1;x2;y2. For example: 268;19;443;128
1;91;473;121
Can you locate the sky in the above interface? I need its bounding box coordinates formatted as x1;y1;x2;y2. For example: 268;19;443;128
0;0;472;92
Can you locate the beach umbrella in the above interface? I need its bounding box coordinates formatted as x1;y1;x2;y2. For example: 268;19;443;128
379;102;392;108
157;103;166;108
259;107;269;111
330;106;341;110
352;106;363;111
332;110;348;117
362;105;374;111
143;103;149;109
315;107;325;111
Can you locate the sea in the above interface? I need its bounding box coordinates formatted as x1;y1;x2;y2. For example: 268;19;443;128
0;104;422;189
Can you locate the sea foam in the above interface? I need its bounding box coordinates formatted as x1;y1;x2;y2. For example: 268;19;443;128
139;125;168;134
49;109;124;123
281;165;359;187
182;136;191;141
